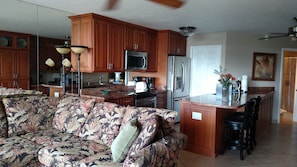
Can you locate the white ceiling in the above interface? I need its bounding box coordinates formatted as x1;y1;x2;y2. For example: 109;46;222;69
1;0;297;39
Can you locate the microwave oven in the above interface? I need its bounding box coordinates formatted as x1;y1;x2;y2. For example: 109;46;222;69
124;50;148;70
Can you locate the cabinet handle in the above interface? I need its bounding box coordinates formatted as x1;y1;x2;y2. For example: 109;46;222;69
177;48;180;53
108;64;113;70
134;44;139;50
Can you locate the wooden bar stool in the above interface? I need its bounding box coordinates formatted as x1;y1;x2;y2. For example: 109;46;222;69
221;99;256;160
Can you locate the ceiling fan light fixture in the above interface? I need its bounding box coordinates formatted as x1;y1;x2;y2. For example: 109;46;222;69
179;26;196;37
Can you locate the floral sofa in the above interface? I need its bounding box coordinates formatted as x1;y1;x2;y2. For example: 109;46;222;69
0;93;187;166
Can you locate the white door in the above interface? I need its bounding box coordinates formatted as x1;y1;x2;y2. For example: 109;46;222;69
190;45;222;96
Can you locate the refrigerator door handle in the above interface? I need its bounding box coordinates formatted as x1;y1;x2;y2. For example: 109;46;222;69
182;62;185;92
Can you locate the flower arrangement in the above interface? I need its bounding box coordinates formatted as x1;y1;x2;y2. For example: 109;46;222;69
218;73;235;87
214;66;235;87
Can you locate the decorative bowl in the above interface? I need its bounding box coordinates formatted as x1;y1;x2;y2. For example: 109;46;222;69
101;89;111;95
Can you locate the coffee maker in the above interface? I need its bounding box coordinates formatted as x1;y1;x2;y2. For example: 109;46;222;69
146;77;155;90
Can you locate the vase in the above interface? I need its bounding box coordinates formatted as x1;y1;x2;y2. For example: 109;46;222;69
222;86;229;102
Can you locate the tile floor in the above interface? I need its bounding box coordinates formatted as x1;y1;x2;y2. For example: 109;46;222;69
176;112;297;167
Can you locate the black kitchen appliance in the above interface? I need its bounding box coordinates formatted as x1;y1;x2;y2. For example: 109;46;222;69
146;77;155;90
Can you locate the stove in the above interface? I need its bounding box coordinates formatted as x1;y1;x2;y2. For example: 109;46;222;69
133;91;157;107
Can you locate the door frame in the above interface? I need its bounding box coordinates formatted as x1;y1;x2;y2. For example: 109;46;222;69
279;48;297;122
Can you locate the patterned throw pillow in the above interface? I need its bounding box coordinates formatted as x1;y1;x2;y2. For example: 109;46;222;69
2;96;60;136
126;114;160;157
79;102;126;147
52;96;96;136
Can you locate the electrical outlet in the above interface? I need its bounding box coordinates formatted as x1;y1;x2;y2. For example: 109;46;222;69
192;112;202;120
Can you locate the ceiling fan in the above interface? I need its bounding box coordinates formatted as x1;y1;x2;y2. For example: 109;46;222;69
259;17;297;40
105;0;185;10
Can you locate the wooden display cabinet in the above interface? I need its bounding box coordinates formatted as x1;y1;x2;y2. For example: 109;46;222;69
0;31;30;89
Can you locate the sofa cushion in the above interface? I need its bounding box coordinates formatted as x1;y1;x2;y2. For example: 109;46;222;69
2;96;60;136
20;128;79;146
79;102;125;146
122;106;177;136
0;101;8;137
38;139;112;167
111;119;140;163
52;96;96;136
0;136;43;166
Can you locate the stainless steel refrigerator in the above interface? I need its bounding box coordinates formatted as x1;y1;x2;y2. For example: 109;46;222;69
167;56;191;122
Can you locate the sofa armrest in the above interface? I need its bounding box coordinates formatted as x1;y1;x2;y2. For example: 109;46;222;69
123;132;187;167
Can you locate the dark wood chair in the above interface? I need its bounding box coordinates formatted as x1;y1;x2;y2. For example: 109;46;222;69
221;99;256;160
250;96;261;150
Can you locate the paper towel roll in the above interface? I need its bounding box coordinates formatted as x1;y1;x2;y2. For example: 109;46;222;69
241;75;248;92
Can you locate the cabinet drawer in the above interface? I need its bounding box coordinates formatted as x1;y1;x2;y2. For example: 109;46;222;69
120;96;134;106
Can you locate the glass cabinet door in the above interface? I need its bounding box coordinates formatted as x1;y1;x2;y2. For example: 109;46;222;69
0;35;13;48
17;37;28;49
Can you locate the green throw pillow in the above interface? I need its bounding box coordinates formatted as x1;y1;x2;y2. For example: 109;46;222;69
111;119;140;163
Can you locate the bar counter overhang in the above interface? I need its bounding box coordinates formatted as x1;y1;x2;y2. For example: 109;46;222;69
180;92;274;158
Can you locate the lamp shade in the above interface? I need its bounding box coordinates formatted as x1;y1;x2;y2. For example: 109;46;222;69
55;45;71;54
45;58;55;67
71;45;88;54
62;58;72;67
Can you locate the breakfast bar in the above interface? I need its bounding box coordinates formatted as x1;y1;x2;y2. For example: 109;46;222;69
180;92;273;158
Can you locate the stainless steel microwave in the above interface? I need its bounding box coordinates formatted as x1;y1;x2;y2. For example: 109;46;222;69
124;50;148;70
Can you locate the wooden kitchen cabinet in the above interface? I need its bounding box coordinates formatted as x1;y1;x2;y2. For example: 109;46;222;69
105;96;134;106
70;14;125;72
70;14;93;72
156;91;167;108
146;31;158;72
124;25;147;51
168;31;187;55
0;31;30;89
95;20;124;72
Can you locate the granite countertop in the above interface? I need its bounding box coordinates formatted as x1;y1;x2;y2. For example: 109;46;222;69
182;93;272;109
82;88;165;100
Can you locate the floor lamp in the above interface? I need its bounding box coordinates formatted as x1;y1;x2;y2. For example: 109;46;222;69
55;46;71;95
70;45;88;96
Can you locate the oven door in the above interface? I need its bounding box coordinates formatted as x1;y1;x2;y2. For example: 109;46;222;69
135;96;156;108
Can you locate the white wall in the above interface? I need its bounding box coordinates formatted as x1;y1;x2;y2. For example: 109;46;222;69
187;32;297;123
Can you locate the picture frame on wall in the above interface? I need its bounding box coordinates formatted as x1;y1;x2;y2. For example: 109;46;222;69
252;52;276;81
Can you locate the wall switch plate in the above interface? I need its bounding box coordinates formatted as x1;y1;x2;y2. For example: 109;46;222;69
192;112;202;120
54;92;60;97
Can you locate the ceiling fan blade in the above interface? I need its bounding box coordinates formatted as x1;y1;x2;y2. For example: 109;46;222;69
269;33;288;35
105;0;119;10
149;0;185;8
259;34;288;40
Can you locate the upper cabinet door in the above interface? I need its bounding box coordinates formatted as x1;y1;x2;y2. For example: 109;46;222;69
109;22;124;71
70;14;93;72
0;50;14;79
146;31;157;72
93;19;108;72
124;25;147;51
168;32;187;55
